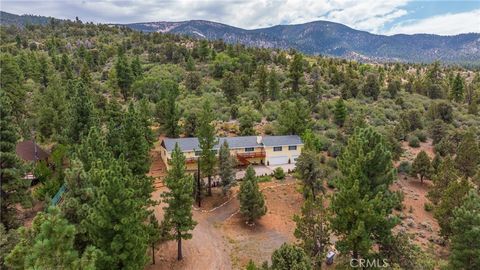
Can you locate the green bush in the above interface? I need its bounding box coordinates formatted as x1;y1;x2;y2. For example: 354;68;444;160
414;130;428;142
273;167;285;180
257;175;272;183
327;143;341;157
424;202;434;212
408;135;420;148
398;161;412;174
326;158;338;169
327;178;336;189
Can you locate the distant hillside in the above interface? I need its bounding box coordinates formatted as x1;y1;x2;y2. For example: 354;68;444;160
1;11;478;64
123;20;480;64
0;11;58;26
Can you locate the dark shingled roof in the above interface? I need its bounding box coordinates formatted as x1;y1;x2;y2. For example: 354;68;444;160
162;135;303;152
16;140;49;161
163;136;262;152
261;135;303;147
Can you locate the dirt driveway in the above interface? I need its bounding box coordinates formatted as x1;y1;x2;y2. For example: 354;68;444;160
146;178;302;270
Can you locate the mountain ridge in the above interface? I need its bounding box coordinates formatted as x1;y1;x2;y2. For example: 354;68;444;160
1;11;479;64
121;19;480;64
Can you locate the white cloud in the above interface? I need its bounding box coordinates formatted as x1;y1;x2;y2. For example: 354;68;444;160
2;0;478;35
1;0;410;32
385;9;480;35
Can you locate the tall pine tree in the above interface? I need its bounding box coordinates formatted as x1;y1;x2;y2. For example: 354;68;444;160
161;144;197;260
330;127;398;259
197;100;218;196
239;166;266;225
85;157;152;269
293;195;330;269
449;190;480;269
218;140;236;195
0;94;30;230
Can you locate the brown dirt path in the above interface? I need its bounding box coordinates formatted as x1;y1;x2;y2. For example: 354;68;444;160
146;178;302;270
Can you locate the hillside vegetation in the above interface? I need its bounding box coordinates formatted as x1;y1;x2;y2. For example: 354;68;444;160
1;19;480;269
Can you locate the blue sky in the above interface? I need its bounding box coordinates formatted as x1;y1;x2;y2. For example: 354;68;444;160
2;0;479;35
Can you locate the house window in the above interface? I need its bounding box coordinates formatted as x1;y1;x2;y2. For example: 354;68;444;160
245;147;254;152
273;146;282;152
288;145;297;151
195;151;202;156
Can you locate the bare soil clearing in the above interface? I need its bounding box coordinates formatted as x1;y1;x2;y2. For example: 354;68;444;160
146;178;302;270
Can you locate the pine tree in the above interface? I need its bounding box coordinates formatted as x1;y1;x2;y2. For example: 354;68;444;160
115;52;133;101
34;74;67;140
330;127;398;259
428;156;459;205
125;104;152;175
197;100;218;196
164;90;181;137
0;224;19;268
455;131;480;178
387;79;401;98
293;195;330;269
239;111;255;136
131;55;143;80
221;71;240;103
434;178;471;238
0;94;30;230
38;54;53;88
276;99;311;135
363;74;380;100
271;243;312;270
218;141;236;195
161;144;197;260
147;214;161;265
296;150;324;200
184;112;198;137
412;150;432;183
451;73;464;102
289;53;304;92
449;191;480;269
0;54;25;119
185;71;202;93
239;166;266;225
256;65;268;101
65;80;95;144
85;157;152;269
334;98;347;127
268;69;280;100
5;207;98;269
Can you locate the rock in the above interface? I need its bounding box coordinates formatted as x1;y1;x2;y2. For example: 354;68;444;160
405;218;416;228
419;222;433;232
429;235;447;246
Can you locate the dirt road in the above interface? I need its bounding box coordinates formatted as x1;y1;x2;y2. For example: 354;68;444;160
146;179;302;270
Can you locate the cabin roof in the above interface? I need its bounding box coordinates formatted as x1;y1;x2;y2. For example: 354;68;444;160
162;136;261;152
261;135;303;147
162;135;303;152
15;140;49;161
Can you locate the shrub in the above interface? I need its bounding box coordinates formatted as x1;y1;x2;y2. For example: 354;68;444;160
424;202;434;212
398;161;412;174
273;167;285;180
326;158;338;169
408;135;420;148
414;130;428;142
327;143;341;157
327;178;336;189
257;175;272;183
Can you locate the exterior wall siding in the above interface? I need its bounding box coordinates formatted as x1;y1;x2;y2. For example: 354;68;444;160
264;145;303;165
